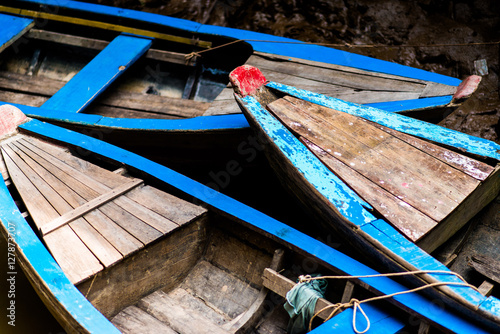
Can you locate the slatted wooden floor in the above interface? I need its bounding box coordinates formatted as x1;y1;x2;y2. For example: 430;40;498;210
111;259;280;334
0;134;206;284
203;51;457;116
265;95;498;251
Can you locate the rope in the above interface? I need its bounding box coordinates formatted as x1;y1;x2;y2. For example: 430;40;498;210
295;270;480;333
184;38;500;61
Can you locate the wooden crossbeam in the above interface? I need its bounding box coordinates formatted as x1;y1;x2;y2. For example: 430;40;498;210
26;29;197;66
41;178;144;236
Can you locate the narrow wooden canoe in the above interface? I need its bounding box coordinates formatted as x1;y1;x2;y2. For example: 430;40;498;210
0;104;494;333
230;65;500;329
0;0;481;168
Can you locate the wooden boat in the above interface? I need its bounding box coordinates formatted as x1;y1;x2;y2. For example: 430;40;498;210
0;0;481;169
0;104;495;333
230;65;500;329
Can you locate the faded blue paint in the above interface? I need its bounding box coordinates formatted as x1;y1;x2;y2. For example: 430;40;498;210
267;81;500;160
237;94;376;225
18;0;461;87
367;95;454;112
0;172;120;333
16;118;498;332
0;13;33;50
42;34;152;113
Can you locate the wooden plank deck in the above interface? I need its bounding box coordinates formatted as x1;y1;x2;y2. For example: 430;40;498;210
203;51;457;116
112;260;261;334
41;34;152;113
0;71;209;119
0;134;206;284
265;95;495;247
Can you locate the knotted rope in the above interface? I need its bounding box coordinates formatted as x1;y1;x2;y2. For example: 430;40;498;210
294;270;479;333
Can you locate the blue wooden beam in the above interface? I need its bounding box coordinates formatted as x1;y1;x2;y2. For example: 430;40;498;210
42;34;152;113
0;13;34;53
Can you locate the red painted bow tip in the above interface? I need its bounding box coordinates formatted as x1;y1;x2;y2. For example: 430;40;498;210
229;65;267;97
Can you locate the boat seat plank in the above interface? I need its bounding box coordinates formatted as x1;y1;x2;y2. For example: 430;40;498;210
246;54;428;94
0;71;209;118
42;34;152;113
259;68;422;103
0;14;34;54
138;290;230;334
112;306;178;334
1;143;62;226
3;139;125;269
124;185;207;226
26;29;196;66
369;123;494;181
5;137;144;254
303;138;437;241
4;135;204;283
21;136;127;188
266;96;480;222
44;225;104;284
10;139;161;245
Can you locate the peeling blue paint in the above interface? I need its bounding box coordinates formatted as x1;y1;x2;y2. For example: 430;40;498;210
267;81;500;160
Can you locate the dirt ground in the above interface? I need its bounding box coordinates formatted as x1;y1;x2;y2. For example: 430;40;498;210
87;0;500;142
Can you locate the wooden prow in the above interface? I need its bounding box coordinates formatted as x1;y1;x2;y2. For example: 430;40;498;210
229;65;267;97
0;104;27;137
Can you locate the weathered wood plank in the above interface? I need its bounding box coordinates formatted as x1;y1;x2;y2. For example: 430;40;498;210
266;81;500;160
26;29;196;66
124;185;207;226
0;71;209;118
179;260;260;318
21;137;185;235
303;138;437;241
6;139;123;268
417;165;500;252
41;178;144;236
470;254;500;285
17;138;164;244
370;122;494;181
2;139;105;283
42;34;152;113
1;143;61;226
258;67;422;103
0;14;34;54
247;54;427;93
112;306;177;334
138;290;230;334
44;225;104;284
267;97;479;222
